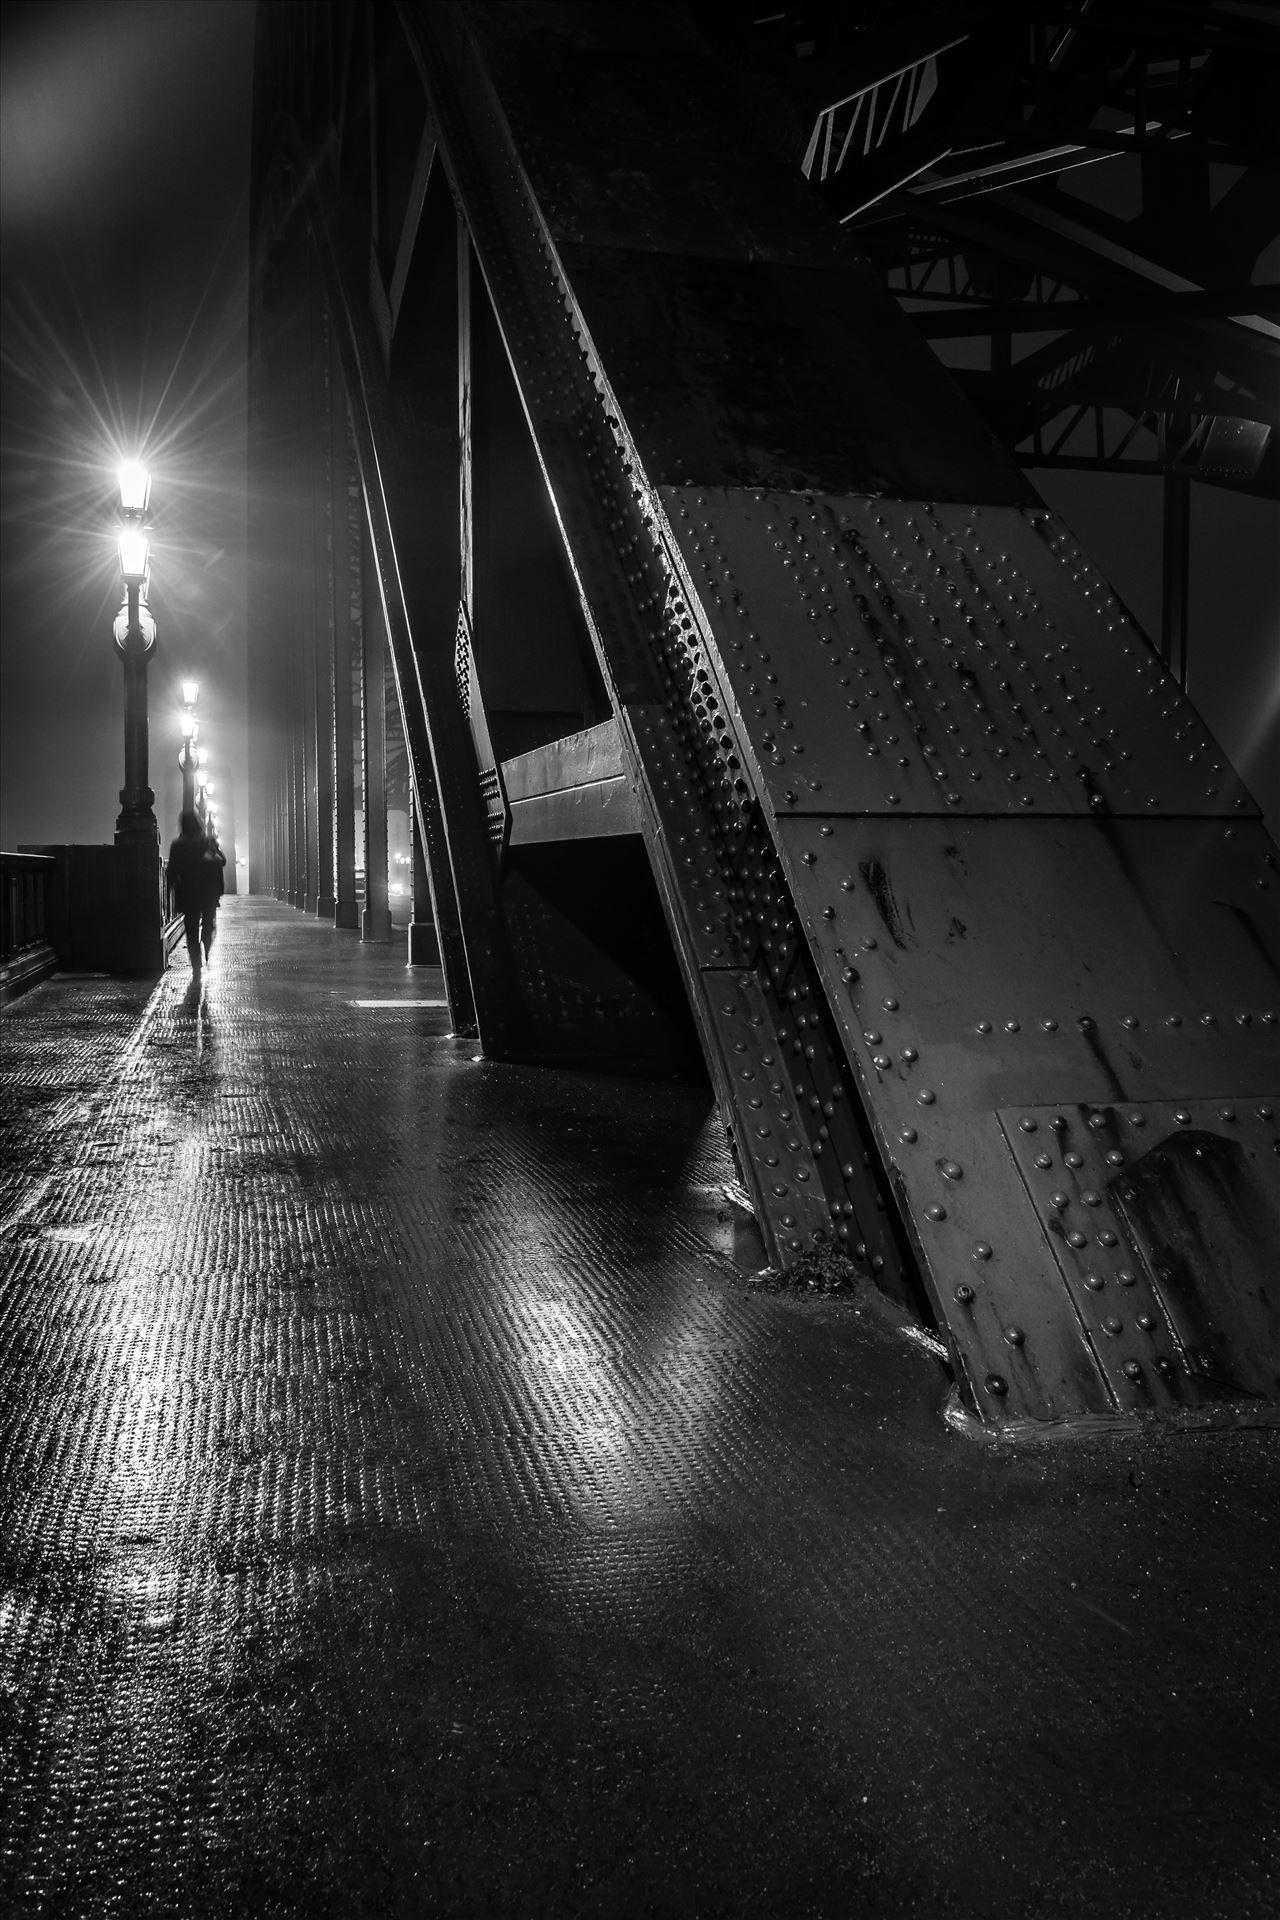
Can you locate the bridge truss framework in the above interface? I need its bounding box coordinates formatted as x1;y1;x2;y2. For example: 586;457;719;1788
248;1;1280;1430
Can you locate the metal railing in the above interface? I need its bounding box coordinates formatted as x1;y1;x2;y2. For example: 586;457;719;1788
1;851;55;966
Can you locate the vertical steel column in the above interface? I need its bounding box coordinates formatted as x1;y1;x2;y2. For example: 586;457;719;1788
302;551;321;912
312;292;338;917
268;789;281;898
332;373;360;930
287;713;304;907
360;515;393;942
288;273;311;913
306;174;502;1040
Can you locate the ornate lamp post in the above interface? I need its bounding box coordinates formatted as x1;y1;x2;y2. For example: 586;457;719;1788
178;680;199;815
111;461;165;972
178;712;199;814
113;464;157;840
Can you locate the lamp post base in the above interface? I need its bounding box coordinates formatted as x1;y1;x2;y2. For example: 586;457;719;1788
113;828;165;974
116;785;158;839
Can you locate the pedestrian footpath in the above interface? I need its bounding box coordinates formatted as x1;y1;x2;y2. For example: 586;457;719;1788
1;898;1277;1919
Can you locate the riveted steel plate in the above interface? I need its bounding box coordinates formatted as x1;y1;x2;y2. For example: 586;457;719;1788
765;811;1280;1417
999;1100;1280;1401
658;489;1253;819
703;969;837;1258
775;815;1280;1103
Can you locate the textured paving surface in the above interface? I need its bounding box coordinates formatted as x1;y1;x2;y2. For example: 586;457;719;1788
1;898;1277;1919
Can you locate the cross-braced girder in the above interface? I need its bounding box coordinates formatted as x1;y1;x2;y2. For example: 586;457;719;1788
247;1;1280;1430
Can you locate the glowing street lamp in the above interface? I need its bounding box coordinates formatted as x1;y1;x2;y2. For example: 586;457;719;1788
177;679;201;813
117;461;152;515
116;525;150;584
109;459;166;974
178;712;199;814
113;464;157;842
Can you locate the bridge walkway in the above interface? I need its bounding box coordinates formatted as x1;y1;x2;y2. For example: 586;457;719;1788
1;898;1276;1917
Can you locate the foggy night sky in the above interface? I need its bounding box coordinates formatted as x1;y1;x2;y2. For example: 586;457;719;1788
1;0;1277;866
1;0;255;859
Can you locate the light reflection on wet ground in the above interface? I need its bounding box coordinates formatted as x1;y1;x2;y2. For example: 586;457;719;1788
1;898;1277;1918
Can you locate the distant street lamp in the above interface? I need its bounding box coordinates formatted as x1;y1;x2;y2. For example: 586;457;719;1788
113;464;157;840
178;680;200;813
178;712;199;814
195;746;210;822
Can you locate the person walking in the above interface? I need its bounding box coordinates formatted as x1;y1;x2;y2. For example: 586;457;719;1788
167;810;221;975
201;829;226;961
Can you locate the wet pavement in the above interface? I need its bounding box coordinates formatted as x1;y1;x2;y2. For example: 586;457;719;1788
1;897;1277;1919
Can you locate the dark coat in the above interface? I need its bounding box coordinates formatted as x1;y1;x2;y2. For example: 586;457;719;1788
168;834;222;913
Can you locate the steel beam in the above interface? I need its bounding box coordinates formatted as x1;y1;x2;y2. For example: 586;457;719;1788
359;516;393;945
249;1;1280;1427
384;0;1280;1424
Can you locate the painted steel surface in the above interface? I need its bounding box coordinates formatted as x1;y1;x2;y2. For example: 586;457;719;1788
384;0;1280;1423
1000;1099;1280;1401
660;491;1252;818
249;1;1280;1424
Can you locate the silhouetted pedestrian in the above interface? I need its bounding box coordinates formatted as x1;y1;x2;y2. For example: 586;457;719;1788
167;811;222;974
202;831;226;958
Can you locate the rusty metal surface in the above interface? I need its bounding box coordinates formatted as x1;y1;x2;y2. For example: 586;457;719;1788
3;898;1280;1917
1000;1099;1280;1401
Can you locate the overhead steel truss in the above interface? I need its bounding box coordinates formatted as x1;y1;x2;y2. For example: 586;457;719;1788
729;0;1280;684
248;0;1280;1431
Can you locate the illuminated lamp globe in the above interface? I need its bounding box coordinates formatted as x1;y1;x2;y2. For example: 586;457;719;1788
117;463;152;515
117;527;150;584
181;678;199;708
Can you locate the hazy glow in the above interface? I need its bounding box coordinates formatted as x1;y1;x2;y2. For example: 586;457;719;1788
180;678;199;707
0;0;253;859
